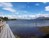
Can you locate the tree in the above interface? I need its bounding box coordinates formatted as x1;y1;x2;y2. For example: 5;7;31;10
3;17;8;21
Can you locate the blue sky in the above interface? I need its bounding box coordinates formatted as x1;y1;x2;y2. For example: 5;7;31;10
0;2;49;19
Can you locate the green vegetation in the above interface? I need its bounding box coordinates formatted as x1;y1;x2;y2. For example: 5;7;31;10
3;17;8;21
0;17;8;21
0;17;16;21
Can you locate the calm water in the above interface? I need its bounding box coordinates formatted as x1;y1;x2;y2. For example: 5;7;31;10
6;19;49;38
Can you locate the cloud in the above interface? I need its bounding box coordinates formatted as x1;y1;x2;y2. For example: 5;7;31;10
14;15;36;19
3;7;16;13
35;13;49;17
0;2;13;7
14;14;49;19
45;6;49;11
0;2;16;13
42;2;47;4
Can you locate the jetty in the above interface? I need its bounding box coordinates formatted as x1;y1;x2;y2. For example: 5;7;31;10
0;22;15;38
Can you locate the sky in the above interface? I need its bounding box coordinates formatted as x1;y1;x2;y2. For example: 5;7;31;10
0;2;49;19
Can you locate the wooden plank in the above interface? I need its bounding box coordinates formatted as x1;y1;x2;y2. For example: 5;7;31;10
6;24;15;38
1;24;7;38
0;22;15;38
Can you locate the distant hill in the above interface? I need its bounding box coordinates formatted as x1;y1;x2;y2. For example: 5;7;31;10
35;16;49;20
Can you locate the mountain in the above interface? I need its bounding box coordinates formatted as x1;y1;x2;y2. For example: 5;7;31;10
35;16;49;20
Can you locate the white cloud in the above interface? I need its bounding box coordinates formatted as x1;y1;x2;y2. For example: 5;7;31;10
0;2;13;7
15;15;36;19
45;6;49;11
36;13;49;17
42;2;47;4
15;14;49;19
0;2;16;13
3;7;16;13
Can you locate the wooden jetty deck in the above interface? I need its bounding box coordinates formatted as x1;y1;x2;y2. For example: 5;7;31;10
0;22;15;38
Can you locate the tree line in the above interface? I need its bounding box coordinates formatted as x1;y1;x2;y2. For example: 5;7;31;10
0;17;16;21
0;17;8;21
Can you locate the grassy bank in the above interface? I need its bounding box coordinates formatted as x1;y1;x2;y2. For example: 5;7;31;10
38;26;49;38
39;26;49;34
